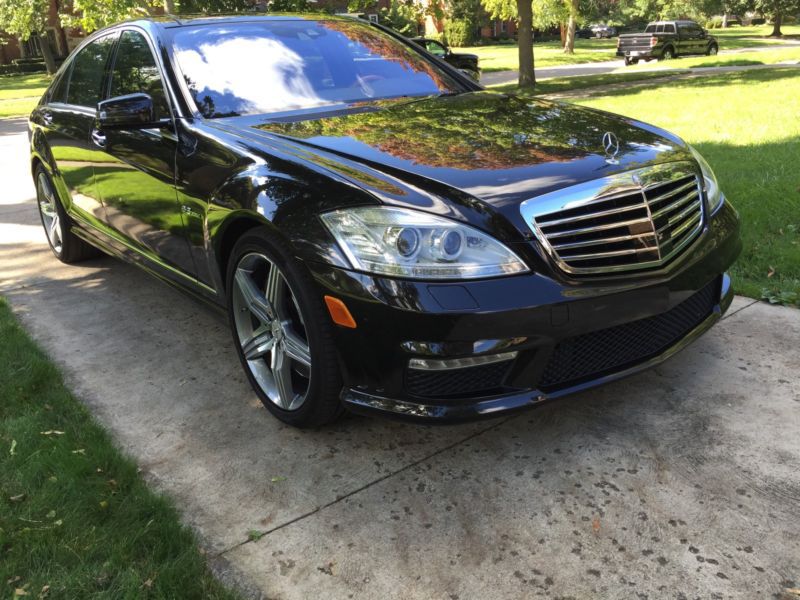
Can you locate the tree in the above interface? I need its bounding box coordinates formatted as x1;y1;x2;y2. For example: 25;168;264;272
563;0;578;53
0;0;58;74
481;0;535;87
753;0;800;35
61;0;160;33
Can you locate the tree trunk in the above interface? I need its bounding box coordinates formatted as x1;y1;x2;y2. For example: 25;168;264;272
563;0;578;54
35;33;58;75
559;22;566;46
516;0;535;88
164;0;176;13
770;13;782;36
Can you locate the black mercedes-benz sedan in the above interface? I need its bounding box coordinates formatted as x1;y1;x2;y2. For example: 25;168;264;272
29;14;741;427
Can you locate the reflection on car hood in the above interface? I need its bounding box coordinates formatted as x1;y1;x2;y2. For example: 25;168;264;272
222;92;690;234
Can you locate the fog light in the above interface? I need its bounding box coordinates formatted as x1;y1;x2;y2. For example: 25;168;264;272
408;351;518;371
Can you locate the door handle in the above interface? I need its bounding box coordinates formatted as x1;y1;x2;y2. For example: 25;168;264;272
91;129;107;149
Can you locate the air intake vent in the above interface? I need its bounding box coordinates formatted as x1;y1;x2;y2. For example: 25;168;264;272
520;162;705;276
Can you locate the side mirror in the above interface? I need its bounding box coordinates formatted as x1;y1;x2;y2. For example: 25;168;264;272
97;93;158;129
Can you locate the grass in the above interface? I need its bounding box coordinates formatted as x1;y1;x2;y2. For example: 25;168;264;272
0;73;50;118
628;46;800;70
489;68;689;95
569;67;800;305
0;298;240;598
458;24;800;72
457;37;618;71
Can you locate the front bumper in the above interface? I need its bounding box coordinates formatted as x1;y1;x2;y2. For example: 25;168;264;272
309;201;741;423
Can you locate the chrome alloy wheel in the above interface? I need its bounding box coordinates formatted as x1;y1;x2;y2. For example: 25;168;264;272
232;253;312;411
36;171;63;254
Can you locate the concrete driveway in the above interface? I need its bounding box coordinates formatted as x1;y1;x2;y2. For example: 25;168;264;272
2;117;799;599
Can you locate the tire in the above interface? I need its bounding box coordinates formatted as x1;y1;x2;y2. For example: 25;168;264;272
660;46;675;60
34;164;101;263
226;227;344;428
462;68;480;82
624;57;639;66
707;44;718;56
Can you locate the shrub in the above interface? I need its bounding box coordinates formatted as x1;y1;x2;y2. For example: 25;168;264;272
444;18;477;46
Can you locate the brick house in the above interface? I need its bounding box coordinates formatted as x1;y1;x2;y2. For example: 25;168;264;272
0;0;85;66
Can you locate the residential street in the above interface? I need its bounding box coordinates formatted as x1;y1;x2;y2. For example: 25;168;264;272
2;115;799;600
482;41;800;85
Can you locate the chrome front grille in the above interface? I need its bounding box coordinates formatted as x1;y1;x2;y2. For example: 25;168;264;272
520;162;705;276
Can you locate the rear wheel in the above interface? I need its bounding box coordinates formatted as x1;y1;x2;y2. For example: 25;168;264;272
661;46;675;60
35;164;100;263
624;56;639;66
227;228;343;428
707;44;718;56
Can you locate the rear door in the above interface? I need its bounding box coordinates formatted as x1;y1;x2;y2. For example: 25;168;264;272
91;28;196;277
40;33;117;229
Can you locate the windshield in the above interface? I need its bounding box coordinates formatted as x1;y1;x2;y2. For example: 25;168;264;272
170;19;462;119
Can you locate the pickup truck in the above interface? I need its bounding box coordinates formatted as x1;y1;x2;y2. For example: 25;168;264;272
409;37;481;81
617;20;719;65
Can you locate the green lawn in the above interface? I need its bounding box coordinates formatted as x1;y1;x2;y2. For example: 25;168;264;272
457;38;618;71
0;298;241;598
0;73;50;118
569;67;800;305
628;46;800;70
489;69;690;95
458;24;800;72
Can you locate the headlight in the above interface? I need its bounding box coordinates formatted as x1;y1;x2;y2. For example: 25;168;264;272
320;207;530;280
689;146;724;214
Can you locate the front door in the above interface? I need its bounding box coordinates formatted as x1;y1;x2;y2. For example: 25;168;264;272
42;33;117;229
92;28;195;277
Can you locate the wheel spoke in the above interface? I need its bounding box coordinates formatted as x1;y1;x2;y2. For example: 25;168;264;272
40;200;55;218
271;343;295;409
283;329;311;367
49;214;60;246
234;268;274;324
264;263;285;319
241;327;275;360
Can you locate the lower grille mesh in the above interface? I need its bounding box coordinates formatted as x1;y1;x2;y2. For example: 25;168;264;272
406;360;512;398
539;279;718;390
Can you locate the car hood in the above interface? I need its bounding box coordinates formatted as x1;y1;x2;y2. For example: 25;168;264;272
218;92;691;238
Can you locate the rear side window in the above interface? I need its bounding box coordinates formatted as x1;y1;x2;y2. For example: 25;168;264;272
48;67;71;103
109;30;171;120
66;34;116;107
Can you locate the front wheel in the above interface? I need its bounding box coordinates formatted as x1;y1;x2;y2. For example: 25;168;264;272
707;44;718;56
226;228;344;428
34;164;101;263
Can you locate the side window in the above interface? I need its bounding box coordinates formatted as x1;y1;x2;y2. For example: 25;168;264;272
66;35;116;108
109;30;170;120
426;41;446;57
664;24;676;33
48;65;72;103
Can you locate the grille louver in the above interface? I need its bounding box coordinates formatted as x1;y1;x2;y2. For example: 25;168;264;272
520;162;705;276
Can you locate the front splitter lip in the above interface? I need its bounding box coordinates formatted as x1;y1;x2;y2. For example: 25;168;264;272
341;273;733;424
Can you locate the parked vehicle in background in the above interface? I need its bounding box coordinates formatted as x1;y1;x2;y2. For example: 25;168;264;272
409;37;480;81
584;24;618;38
617;20;718;65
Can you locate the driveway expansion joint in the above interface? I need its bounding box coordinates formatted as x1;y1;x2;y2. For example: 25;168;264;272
213;414;518;558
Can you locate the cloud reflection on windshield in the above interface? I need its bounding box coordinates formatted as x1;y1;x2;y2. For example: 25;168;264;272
175;36;325;115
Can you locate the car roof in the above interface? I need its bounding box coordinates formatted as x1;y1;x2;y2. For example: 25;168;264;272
150;13;357;28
